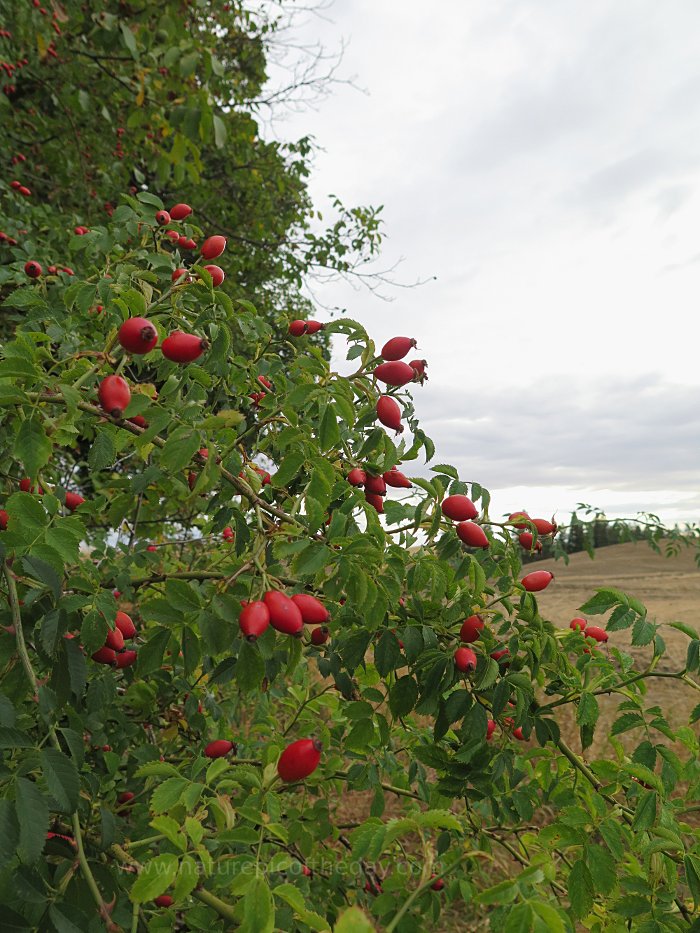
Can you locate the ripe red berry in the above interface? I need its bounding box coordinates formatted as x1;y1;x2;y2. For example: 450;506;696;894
569;617;586;632
155;210;170;226
115;611;136;639
74;226;88;235
521;570;554;592
171;267;191;283
277;738;322;783
202;264;225;286
454;646;477;673
301;865;312;877
146;545;158;553
154;895;174;908
91;647;117;666
442;495;478;521
491;648;510;663
128;415;148;429
486;720;496;741
0;510;8;531
201;235;226;259
585;625;608;643
117;791;135;805
310;626;330;646
169;203;192;220
204;739;234;759
98;375;131;418
105;627;124;652
456;521;489;548
431;876;445;891
24;260;42;278
115;649;137;668
19;478;39;493
512;726;525;741
531;518;557;536
178;236;196;251
291;593;329;625
18;186;31;197
376;395;404;433
365;492;384;513
161;331;207;363
264;591;304;636
239;601;270;641
373;361;415;387
508;511;530;529
166;230;181;242
258;375;272;390
347;468;367;487
383;467;411;489
118;317;158;354
380;336;417;361
222;526;234;541
365;474;387;496
64;491;85;511
288;320;307;336
459;614;484;643
518;532;542;552
305;320;324;334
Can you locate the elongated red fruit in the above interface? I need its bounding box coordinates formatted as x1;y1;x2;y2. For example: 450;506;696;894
383;468;411;488
305;320;324;334
491;648;510;663
508;511;530;529
115;611;136;639
277;738;322;783
239;601;270;641
98;375;131;418
521;570;554;592
291;593;329;625
172;267;191;283
454;646;477;672
569;617;586;632
584;625;608;643
203;264;225;286
161;331;207;363
442;495;477;521
204;739;234;758
24;260;42;278
376;395;404;433
118;317;158;355
486;720;496;741
288;320;307;336
105;627;124;651
115;649;137;668
518;532;542;552
64;491;85;511
373;361;415;387
169;202;192;220
201;235;226;259
91;647;117;665
531;518;556;535
154;895;174;908
365;475;387;496
431;876;445;891
365;493;384;513
380;336;417;361
347;468;366;487
459;614;484;643
409;359;427;379
456;522;489;548
178;236;197;250
0;510;8;530
264;591;303;636
155;210;170;226
310;626;330;646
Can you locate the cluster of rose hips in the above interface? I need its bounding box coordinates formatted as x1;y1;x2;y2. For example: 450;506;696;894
0;478;84;532
90;611;138;668
239;590;330;644
346;464;412;514
569;616;609;646
508;510;557;553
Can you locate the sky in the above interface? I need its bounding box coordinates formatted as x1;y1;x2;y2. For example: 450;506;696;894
260;0;700;526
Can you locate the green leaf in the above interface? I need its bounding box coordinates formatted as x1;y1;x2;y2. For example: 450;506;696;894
63;637;87;696
174;854;199;900
151;777;188;814
236;641;264;693
6;492;47;534
80;609;109;655
578;590;623;615
16;419;52;478
40;748;80;813
164;579;202;612
130;854;179;903
685;855;700;911
576;692;599;727
0;798;19;870
389;676;419;717
531;902;566;933
120;22;138;56
273;450;306;488
334;907;375;932
160;427;201;473
567;859;593;919
137;627;172;676
374;631;401;677
22;555;62;599
15;778;50;864
319;405;340;452
0;727;33;748
241;876;274;933
631;616;656;646
631;790;657;831
585;844;617;896
88;428;116;471
504;902;534;933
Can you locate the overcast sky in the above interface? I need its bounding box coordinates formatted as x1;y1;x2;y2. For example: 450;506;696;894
263;0;700;526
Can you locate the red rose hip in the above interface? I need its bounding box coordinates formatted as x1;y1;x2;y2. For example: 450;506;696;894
521;570;554;592
118;317;158;354
239;601;270;641
277;738;322;783
204;739;234;758
459;614;484;643
442;495;478;522
98;375;131;418
380;336;417;361
161;331;207;363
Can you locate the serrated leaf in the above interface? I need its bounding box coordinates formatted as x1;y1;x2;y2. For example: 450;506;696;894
241;876;274;933
0;798;19;870
130;853;179;902
88;428;116;471
16;419;52;478
40;747;80;813
151;777;188;814
174;854;199;900
568;859;593;919
0;727;33;748
334;906;375;932
389;676;418;717
15;778;49;864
